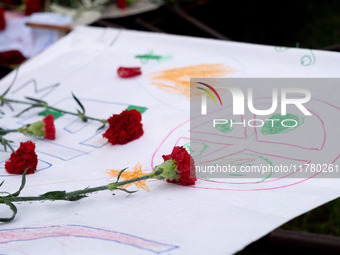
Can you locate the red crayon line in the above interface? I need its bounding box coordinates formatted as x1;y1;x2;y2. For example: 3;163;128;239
0;225;178;254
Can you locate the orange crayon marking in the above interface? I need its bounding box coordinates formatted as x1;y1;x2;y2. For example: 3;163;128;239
106;163;150;192
150;63;237;98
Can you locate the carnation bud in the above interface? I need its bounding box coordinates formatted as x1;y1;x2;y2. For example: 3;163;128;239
150;159;180;182
19;121;45;137
18;114;56;140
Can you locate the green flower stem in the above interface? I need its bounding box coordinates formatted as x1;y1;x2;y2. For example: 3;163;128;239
2;174;153;203
108;174;151;190
2;98;32;106
2;162;168;204
0;129;19;151
2;185;110;203
0;135;15;152
0;129;19;135
6;141;14;152
43;105;106;123
3;98;107;123
0;160;177;222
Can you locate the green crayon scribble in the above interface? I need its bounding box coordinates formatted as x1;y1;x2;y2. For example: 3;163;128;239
198;153;273;182
244;153;274;182
135;51;172;64
274;47;316;66
261;113;304;135
126;105;148;114
274;46;290;52
38;109;64;119
301;49;316;66
215;120;234;133
183;142;208;158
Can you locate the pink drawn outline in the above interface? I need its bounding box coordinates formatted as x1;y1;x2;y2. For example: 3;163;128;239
197;148;310;184
313;98;340;111
152;97;340;191
190;154;340;191
191;115;247;140
175;136;233;161
151;120;189;169
0;225;178;254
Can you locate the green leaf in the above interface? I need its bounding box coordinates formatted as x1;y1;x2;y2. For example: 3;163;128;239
0;128;7;136
72;93;85;114
96;123;107;132
15;105;38;117
116;167;128;182
77;111;88;122
1;85;12;97
5;102;14;112
40;191;66;200
0;191;12;196
11;170;27;197
0;201;18;222
0;85;13;106
25;96;46;104
116;188;138;194
0;136;14;152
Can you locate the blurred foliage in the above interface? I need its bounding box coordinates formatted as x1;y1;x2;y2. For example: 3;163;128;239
189;0;340;49
282;197;340;236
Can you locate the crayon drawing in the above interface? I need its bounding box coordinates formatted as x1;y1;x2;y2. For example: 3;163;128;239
0;225;179;254
150;64;237;98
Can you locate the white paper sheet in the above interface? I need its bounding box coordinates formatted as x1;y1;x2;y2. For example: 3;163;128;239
0;26;340;255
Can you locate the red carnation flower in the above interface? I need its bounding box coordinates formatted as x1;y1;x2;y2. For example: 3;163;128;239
117;0;127;9
24;0;43;16
0;50;26;66
0;8;6;31
5;141;38;175
117;67;141;78
103;109;143;145
42;114;56;140
162;146;196;185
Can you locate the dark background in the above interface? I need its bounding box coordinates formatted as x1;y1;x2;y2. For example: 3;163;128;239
1;0;340;77
99;0;340;49
1;1;340;254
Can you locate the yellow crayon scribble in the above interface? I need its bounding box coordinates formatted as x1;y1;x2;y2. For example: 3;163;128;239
106;162;150;192
150;63;238;98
